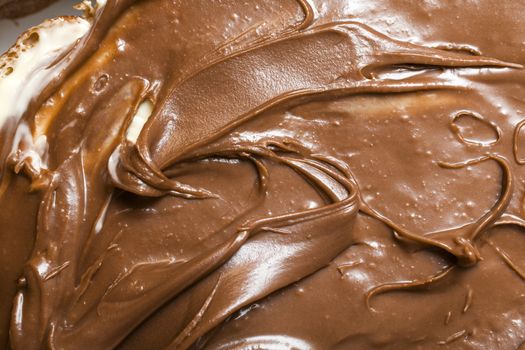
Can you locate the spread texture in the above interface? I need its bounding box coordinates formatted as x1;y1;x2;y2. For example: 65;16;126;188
1;1;525;349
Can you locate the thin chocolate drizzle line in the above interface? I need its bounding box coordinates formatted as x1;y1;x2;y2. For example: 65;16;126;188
450;111;502;147
336;261;362;276
97;259;182;307
295;0;317;30
166;275;222;350
159;139;354;204
109;143;217;199
238;152;270;194
486;240;525;281
365;265;455;312
260;154;354;205
513;119;525;164
43;261;70;282
76;191;114;282
311;154;353;178
437;329;467;345
493;213;525;229
445;311;453;325
436;155;513;239
168;142;354;222
0;166;13;198
171;141;318;202
284;159;351;202
431;43;483;56
483;211;525;289
74;234;120;304
259;227;292;235
374;155;510;266
462;286;473;313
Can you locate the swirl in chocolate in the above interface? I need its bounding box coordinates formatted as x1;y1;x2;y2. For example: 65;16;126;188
1;1;525;349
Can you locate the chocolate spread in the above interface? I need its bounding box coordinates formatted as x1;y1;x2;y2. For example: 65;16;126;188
0;0;57;18
1;0;525;349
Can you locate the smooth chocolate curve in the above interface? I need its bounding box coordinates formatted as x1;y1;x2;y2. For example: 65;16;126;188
2;1;525;349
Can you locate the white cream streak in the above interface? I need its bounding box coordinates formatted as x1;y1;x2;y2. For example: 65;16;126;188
0;16;90;128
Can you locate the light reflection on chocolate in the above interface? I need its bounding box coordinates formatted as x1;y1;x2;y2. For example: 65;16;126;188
2;1;525;349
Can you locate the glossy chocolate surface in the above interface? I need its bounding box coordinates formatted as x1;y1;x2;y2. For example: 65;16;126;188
2;1;525;349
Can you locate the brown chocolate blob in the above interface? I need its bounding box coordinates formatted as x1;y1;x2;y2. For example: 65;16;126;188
1;1;525;349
